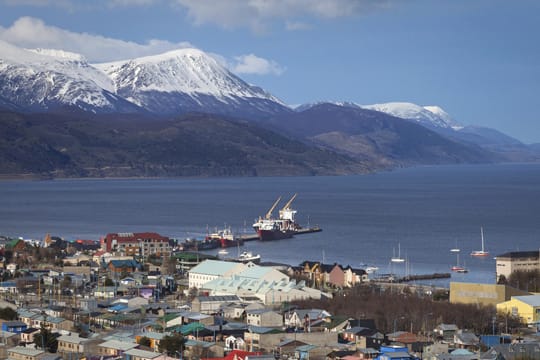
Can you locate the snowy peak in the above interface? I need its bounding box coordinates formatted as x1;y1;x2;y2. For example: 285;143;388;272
0;41;287;116
0;40;127;112
95;47;282;104
363;102;462;130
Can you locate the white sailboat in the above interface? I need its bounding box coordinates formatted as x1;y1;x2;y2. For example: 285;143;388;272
470;226;489;257
451;249;468;273
391;243;405;263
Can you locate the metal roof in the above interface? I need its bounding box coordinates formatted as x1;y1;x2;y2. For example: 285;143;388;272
190;259;244;276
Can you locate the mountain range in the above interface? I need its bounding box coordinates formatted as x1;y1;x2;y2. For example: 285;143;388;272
0;40;538;178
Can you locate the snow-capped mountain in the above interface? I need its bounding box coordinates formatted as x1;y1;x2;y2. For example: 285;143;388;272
0;41;289;117
363;102;463;130
0;40;140;113
93;48;289;117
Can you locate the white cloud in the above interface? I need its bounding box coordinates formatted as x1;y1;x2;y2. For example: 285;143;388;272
175;0;389;31
0;16;191;62
0;17;285;77
232;54;285;76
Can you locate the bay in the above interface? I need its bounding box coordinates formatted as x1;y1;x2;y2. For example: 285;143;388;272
1;163;540;287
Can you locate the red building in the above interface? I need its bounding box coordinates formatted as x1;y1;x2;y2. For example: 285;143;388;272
101;232;170;257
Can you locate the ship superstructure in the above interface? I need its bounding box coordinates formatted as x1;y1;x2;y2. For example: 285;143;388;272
253;194;301;241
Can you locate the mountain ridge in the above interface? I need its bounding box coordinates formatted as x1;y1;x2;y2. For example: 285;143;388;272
1;41;538;178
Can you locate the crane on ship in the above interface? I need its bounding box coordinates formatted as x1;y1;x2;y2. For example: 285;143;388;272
280;193;297;212
265;196;282;219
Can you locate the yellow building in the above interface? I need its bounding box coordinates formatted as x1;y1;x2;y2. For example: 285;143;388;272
497;294;540;326
449;282;529;306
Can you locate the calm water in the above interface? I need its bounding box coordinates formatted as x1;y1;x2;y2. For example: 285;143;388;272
1;163;540;287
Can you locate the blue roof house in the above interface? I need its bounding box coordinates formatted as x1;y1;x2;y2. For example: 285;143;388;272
1;321;27;334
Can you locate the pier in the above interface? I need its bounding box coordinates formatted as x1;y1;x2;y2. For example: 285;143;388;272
238;226;323;242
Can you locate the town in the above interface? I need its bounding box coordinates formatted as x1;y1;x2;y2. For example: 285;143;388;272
0;232;538;360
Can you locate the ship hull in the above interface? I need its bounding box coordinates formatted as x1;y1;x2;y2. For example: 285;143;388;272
257;229;295;241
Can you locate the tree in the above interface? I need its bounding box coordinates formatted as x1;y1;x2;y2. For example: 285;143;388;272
0;307;17;320
104;277;114;287
158;332;186;357
138;336;151;347
34;322;58;353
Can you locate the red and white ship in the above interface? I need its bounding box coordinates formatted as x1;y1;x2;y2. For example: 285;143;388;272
253;194;301;241
206;226;243;248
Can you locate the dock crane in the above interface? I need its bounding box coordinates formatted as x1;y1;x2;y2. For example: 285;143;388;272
265;196;281;219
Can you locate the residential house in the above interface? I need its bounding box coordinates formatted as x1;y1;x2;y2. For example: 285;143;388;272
357;348;380;359
481;343;540;360
299;261;334;287
434;324;458;343
6;239;26;252
135;331;166;352
296;344;331;360
422;343;449;359
0;330;19;347
434;348;478;360
341;327;385;349
453;331;480;350
124;348;163;360
93;286;117;299
328;264;366;288
98;339;139;357
7;346;45;360
78;297;98;311
496;294;540;326
224;335;246;351
277;339;309;358
108;259;143;275
192;295;242;314
57;333;89;358
160;313;183;329
62;253;91;266
284;309;332;330
246;309;283;327
183;339;223;359
377;345;414;360
1;320;27;334
20;327;40;344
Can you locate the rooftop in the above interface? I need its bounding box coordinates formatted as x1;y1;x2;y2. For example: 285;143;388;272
190;259;245;276
513;294;540;307
495;250;540;259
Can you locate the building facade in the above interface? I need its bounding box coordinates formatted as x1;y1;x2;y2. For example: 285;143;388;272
495;251;540;281
101;232;170;258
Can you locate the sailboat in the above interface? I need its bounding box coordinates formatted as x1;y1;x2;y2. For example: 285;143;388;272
391;243;405;263
451;249;468;273
470;227;489;257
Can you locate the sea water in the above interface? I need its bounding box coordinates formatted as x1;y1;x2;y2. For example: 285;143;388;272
1;163;539;286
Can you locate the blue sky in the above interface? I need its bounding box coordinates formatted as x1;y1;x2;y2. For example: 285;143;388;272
0;0;539;143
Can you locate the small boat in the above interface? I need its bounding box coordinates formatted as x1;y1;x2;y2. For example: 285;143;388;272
365;266;379;274
470;227;489;257
218;249;229;256
236;251;261;264
391;243;405;263
451;249;468;273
